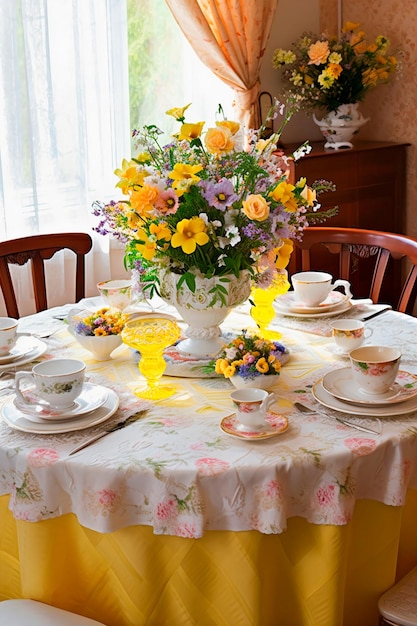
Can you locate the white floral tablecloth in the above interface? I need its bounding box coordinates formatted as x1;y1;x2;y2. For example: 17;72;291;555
1;302;417;538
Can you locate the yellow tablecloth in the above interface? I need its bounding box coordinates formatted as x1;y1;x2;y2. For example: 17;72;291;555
1;491;417;626
1;302;417;625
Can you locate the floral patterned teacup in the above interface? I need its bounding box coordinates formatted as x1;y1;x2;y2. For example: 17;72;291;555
349;346;401;395
15;358;86;411
0;317;18;356
230;388;275;430
330;319;373;354
97;279;132;311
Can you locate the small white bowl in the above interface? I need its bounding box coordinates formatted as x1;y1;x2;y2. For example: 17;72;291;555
73;333;123;361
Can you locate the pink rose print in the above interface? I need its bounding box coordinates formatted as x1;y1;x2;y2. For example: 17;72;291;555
27;448;59;467
156;498;178;521
316;484;336;506
344;437;377;456
195;457;230;476
97;489;118;508
255;479;282;509
174;523;198;538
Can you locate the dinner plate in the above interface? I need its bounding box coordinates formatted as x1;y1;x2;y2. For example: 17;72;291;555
220;411;289;440
275;290;349;314
312;379;417;417
13;383;109;421
2;388;119;434
0;336;47;371
322;369;417;406
274;298;352;319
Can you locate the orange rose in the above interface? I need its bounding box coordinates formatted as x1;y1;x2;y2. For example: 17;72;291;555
204;126;234;155
241;194;270;221
308;40;330;65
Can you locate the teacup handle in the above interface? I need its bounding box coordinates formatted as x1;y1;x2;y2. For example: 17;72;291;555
364;327;373;339
331;279;352;300
15;371;36;405
261;392;276;413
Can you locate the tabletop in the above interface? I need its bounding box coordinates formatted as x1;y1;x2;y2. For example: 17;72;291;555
1;297;417;539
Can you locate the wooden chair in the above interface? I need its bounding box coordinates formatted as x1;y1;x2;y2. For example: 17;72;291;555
0;233;92;318
290;227;417;314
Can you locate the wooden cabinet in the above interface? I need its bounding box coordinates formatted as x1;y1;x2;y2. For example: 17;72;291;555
285;141;410;303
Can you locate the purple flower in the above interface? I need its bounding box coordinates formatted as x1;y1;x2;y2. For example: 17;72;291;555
199;178;238;210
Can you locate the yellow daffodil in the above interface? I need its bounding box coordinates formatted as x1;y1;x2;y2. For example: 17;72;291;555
114;159;146;194
135;222;171;261
169;163;203;185
269;181;298;212
166;103;191;121
275;239;294;270
171;217;209;254
178;122;204;141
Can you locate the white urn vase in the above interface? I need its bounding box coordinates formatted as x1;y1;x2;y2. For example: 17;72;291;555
158;269;252;358
313;103;369;150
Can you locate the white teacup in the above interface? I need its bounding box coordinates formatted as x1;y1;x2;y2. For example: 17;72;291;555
349;346;401;395
291;271;352;307
230;388;275;430
97;279;132;311
15;358;86;410
0;317;18;356
331;319;373;353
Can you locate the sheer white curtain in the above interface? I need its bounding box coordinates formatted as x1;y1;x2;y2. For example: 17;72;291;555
0;0;131;315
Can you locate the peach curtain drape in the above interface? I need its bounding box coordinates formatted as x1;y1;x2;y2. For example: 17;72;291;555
164;0;279;128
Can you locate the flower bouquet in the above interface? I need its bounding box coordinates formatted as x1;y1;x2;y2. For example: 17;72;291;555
92;99;336;356
93;100;336;293
210;330;286;389
272;21;400;113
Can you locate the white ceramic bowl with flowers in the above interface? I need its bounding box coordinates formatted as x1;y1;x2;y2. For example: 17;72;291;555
67;307;127;361
211;331;288;389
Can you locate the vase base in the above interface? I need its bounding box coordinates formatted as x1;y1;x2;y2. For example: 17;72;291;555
176;336;225;359
324;140;353;150
134;384;177;400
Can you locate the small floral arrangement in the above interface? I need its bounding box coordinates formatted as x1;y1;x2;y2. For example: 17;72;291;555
93;99;336;296
272;21;399;113
212;331;285;380
72;308;126;337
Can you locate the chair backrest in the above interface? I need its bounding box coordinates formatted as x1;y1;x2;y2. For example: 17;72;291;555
0;233;93;318
290;227;417;314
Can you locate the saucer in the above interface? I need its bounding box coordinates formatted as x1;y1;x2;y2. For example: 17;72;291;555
13;383;109;421
276;291;349;314
0;334;34;363
274;298;352;319
0;336;47;371
322;369;417;406
220;411;289;440
312;380;417;417
2;388;119;434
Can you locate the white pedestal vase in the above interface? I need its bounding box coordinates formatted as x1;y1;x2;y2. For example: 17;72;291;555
158;269;252;358
313;103;369;150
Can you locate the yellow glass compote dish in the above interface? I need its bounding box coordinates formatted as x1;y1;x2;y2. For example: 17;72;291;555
121;315;181;400
250;270;290;339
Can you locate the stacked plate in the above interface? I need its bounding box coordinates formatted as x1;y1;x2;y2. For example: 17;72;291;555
0;334;47;370
313;368;417;418
2;382;119;434
274;291;352;318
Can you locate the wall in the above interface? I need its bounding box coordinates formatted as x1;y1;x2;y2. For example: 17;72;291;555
261;0;417;237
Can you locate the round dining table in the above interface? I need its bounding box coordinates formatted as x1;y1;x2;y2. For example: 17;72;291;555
0;297;417;626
